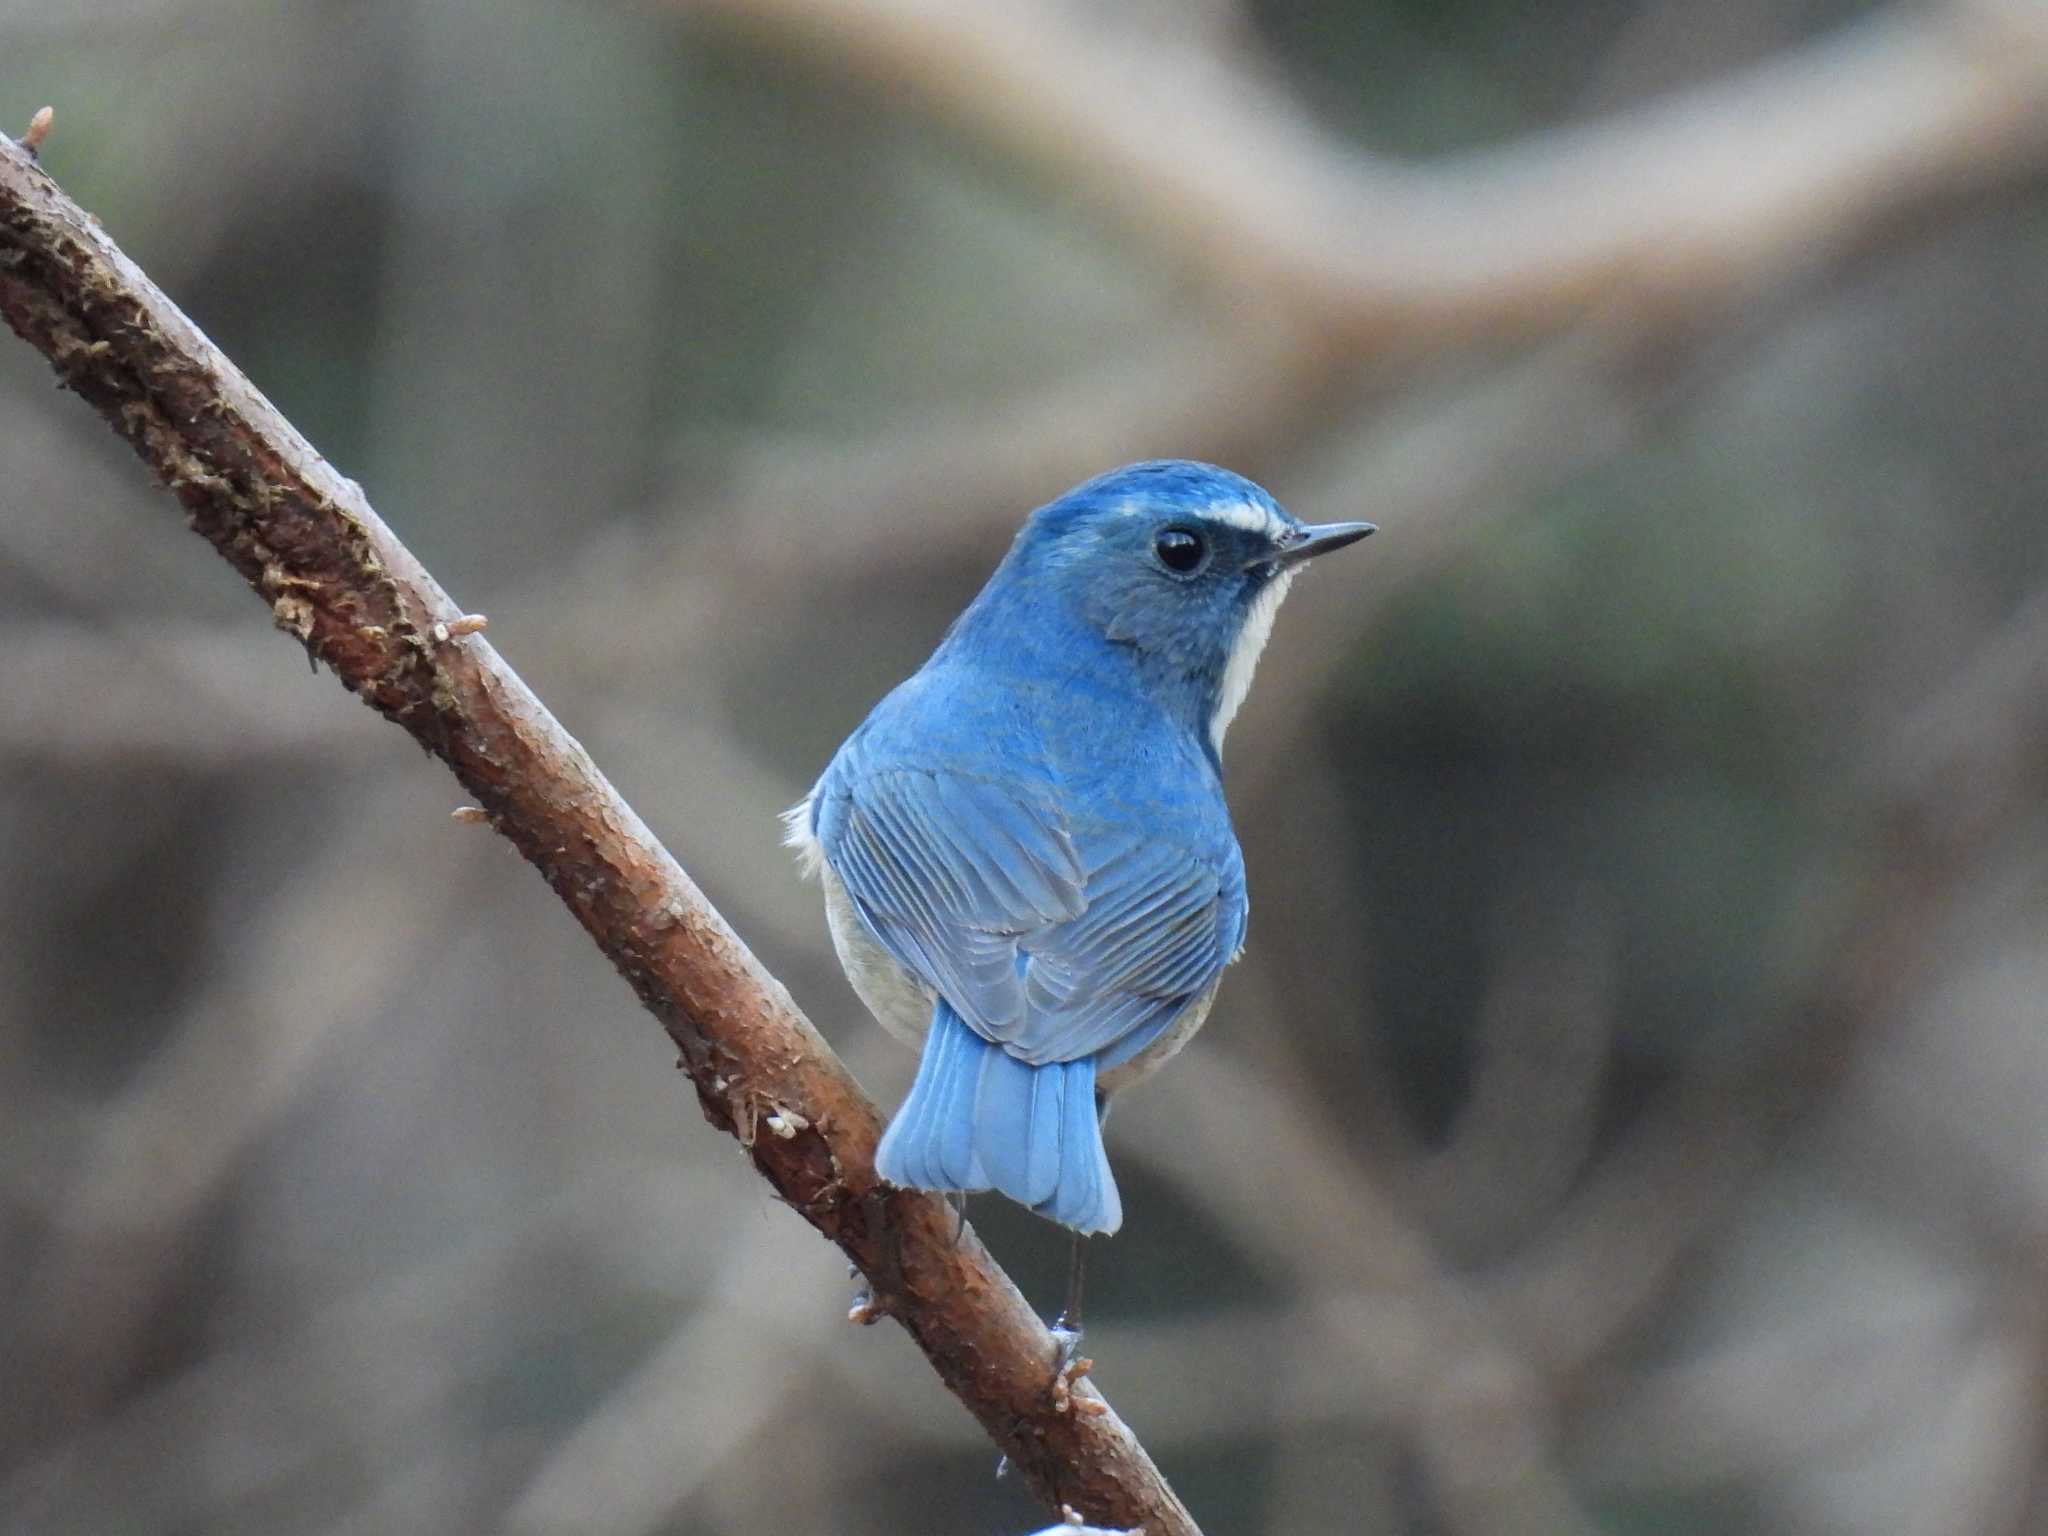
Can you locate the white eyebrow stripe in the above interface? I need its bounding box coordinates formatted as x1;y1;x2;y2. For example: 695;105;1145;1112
1113;494;1292;541
1199;500;1290;537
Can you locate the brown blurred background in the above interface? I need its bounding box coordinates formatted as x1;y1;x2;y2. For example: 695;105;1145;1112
5;2;2048;1533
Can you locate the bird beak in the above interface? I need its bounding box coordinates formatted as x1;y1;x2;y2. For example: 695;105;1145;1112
1274;520;1376;567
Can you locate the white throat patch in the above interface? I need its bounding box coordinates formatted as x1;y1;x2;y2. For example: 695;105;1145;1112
1211;566;1297;753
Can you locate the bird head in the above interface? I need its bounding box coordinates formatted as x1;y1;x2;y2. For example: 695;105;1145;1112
977;460;1374;752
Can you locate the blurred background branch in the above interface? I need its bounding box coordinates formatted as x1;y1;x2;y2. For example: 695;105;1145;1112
3;0;2048;1532
696;0;2048;343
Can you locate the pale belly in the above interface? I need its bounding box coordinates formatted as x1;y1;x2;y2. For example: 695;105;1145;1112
819;865;1218;1095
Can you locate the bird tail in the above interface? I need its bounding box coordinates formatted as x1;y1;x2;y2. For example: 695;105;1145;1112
875;1000;1123;1235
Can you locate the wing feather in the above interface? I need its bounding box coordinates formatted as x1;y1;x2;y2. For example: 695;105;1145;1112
817;755;1242;1067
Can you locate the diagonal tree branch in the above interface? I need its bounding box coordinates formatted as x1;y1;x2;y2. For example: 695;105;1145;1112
0;130;1197;1536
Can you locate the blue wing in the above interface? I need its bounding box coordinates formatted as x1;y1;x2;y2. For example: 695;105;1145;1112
813;754;1244;1068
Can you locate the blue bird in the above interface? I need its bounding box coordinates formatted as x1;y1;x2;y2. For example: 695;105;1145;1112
786;460;1373;1235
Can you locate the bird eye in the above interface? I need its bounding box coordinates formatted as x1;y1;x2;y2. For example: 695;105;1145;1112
1153;526;1207;575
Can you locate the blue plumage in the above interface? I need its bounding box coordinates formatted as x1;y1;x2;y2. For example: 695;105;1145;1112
790;460;1372;1233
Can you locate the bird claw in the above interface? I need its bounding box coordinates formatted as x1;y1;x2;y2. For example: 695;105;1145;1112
1049;1342;1104;1416
846;1277;889;1326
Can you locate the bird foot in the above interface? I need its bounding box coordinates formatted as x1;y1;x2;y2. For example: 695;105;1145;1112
1051;1316;1083;1358
1049;1333;1104;1416
846;1269;890;1326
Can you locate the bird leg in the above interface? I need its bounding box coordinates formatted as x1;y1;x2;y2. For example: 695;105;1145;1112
1047;1232;1105;1415
1052;1089;1111;1341
1054;1230;1088;1341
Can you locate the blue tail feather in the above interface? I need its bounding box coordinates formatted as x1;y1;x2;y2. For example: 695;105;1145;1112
1050;1056;1120;1233
875;999;985;1190
876;1001;1122;1234
975;1043;1063;1209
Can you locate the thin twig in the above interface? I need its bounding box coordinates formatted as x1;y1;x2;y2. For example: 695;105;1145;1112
0;132;1197;1536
